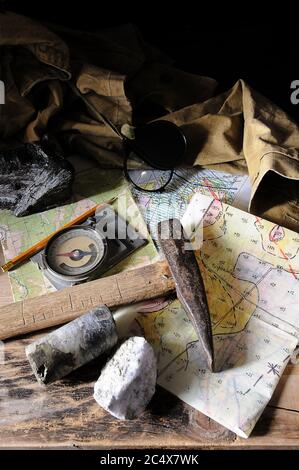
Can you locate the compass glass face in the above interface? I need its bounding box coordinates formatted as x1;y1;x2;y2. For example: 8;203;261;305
45;226;106;277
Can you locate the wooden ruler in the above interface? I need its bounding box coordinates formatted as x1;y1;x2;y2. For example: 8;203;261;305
0;261;175;340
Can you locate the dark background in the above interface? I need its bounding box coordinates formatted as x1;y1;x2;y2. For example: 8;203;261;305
2;1;299;121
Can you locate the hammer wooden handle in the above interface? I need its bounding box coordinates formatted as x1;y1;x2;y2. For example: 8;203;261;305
0;261;175;340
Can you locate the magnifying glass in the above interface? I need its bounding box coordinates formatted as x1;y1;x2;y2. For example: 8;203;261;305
123;120;186;192
69;84;187;192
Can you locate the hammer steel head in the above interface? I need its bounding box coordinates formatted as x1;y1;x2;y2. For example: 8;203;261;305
158;218;214;372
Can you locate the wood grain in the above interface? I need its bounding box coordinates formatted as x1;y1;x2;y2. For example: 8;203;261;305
0;260;175;340
0;333;298;449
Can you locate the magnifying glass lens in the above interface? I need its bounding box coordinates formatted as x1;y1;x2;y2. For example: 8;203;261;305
124;152;173;192
123;120;185;192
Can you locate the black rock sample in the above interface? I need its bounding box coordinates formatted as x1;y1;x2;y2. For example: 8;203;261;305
0;139;74;216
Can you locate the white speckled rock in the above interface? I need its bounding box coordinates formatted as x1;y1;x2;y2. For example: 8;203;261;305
93;336;157;419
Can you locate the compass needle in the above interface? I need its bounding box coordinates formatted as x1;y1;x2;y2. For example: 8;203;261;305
56;252;76;257
56;250;99;258
46;227;106;276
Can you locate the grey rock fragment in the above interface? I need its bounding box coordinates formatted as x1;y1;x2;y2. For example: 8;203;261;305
0;139;74;216
26;306;118;385
94;336;157;419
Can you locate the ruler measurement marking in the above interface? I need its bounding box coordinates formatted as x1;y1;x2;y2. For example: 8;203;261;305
20;301;25;326
114;277;123;301
69;293;74;311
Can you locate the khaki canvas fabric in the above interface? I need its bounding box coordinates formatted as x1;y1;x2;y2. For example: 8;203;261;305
1;12;299;231
166;80;299;231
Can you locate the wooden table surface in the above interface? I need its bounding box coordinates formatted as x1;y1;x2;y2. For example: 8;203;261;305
0;245;298;449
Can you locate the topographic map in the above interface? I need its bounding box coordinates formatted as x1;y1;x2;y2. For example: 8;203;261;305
137;194;299;438
133;167;251;241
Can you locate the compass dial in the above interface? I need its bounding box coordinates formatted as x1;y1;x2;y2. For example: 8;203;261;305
45;226;106;277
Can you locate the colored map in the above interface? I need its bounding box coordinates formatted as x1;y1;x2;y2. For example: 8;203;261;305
136;194;299;438
0;166;158;301
133;168;251;241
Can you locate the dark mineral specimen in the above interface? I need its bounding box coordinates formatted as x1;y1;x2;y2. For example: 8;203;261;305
0;139;74;216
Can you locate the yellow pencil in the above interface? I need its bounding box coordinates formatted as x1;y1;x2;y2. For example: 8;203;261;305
0;196;117;273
